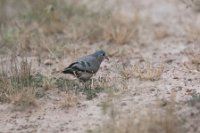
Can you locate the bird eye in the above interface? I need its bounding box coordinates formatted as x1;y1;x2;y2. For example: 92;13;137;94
102;53;105;56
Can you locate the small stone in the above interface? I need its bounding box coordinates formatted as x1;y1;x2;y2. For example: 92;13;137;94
121;102;127;107
165;59;174;64
190;112;195;117
150;88;155;92
172;86;182;92
44;59;53;66
186;89;192;92
178;86;182;91
11;115;17;119
72;128;78;131
88;113;93;116
160;100;168;107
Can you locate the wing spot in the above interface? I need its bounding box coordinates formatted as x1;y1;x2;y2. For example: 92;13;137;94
80;61;86;67
86;62;91;67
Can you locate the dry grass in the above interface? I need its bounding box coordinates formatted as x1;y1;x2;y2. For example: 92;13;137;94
82;79;110;100
0;57;44;109
59;92;79;109
119;61;164;81
55;77;109;100
188;93;200;106
185;23;200;43
185;46;200;64
0;0;141;58
103;13;139;45
0;72;13;103
153;23;171;40
184;45;200;71
42;76;56;90
133;62;164;81
93;109;180;133
119;65;134;80
184;0;200;12
12;87;37;109
90;93;184;133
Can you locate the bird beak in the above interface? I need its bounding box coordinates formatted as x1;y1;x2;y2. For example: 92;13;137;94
105;56;109;61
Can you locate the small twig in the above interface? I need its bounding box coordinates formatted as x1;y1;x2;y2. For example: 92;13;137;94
42;39;64;67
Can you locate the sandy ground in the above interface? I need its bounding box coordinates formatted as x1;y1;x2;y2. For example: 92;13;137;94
0;0;200;133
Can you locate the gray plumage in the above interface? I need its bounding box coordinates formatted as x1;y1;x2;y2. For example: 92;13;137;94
62;50;108;81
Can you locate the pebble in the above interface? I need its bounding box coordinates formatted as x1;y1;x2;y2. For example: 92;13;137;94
44;59;53;66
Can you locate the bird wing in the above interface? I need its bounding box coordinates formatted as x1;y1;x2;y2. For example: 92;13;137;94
63;55;100;74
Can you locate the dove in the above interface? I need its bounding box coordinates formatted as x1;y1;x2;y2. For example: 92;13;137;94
62;50;108;81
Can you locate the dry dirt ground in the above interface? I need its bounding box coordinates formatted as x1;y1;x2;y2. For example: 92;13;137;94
0;0;200;133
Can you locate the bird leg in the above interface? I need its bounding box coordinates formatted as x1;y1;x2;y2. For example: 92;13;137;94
80;81;84;88
79;79;88;92
73;71;77;78
83;79;93;90
91;78;94;88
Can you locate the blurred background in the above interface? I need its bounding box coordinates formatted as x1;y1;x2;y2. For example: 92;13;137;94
0;0;199;58
1;0;200;133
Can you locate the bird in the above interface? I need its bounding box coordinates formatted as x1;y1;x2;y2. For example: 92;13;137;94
62;50;109;81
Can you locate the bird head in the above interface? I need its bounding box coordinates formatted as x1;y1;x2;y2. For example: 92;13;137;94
93;50;109;62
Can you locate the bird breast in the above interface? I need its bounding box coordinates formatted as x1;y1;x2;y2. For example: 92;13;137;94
78;71;93;80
